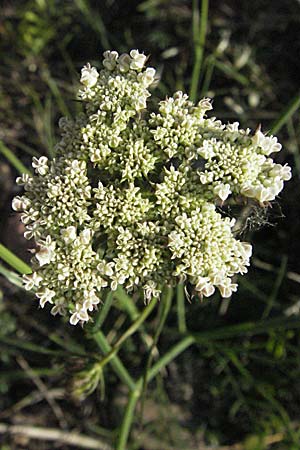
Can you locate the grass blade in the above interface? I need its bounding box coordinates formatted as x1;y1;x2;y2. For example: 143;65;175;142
0;243;32;275
189;0;209;102
271;93;300;134
0;140;31;175
0;264;24;288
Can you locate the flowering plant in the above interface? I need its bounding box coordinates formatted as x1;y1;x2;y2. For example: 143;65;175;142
13;49;291;326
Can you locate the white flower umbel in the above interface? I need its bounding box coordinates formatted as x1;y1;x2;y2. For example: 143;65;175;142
12;49;291;325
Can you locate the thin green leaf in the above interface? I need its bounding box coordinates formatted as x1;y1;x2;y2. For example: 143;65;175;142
271;93;300;134
0;244;32;275
0;140;31;175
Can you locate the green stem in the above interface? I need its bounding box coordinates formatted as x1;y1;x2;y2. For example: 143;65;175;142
147;335;195;382
115;287;158;352
176;283;187;333
0;243;32;275
116;389;140;450
92;291;114;330
96;296;158;371
139;286;173;419
189;0;209;102
116;334;195;450
93;331;136;392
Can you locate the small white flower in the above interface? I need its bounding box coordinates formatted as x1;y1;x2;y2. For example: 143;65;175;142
118;53;131;72
198;140;215;159
16;173;31;186
97;261;114;277
195;276;215;297
70;304;89;325
61;226;77;244
35;237;56;266
281;164;292;181
23;272;43;291
252;130;282;155
226;122;239;132
143;280;160;302
103;50;119;71
83;291;100;312
80;63;99;87
218;279;238;298
130;49;147;70
32;156;48;175
36;288;55;308
240;183;256;198
138;67;156;86
240;242;252;260
270;163;292;181
214;183;231;201
80;228;93;245
198;98;213;111
12;196;28;211
51;298;67;316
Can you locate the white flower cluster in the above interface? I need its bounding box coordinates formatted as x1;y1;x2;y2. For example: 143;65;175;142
13;49;291;325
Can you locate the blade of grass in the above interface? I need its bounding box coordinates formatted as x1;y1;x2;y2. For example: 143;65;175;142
0;243;32;275
287;118;300;177
7;139;39;157
0;264;24;288
0;336;72;357
262;255;288;319
200;54;215;97
74;0;109;49
42;69;71;118
189;0;209;102
0;367;61;382
0;140;31;175
213;58;249;86
270;92;300;134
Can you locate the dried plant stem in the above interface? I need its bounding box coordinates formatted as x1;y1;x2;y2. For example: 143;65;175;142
0;423;112;450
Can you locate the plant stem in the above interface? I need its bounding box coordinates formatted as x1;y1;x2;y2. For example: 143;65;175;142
189;0;209;102
92;291;114;330
116;388;140;450
93;331;136;392
139;286;173;419
0;243;32;275
176;283;187;333
95;296;158;371
116;334;195;450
